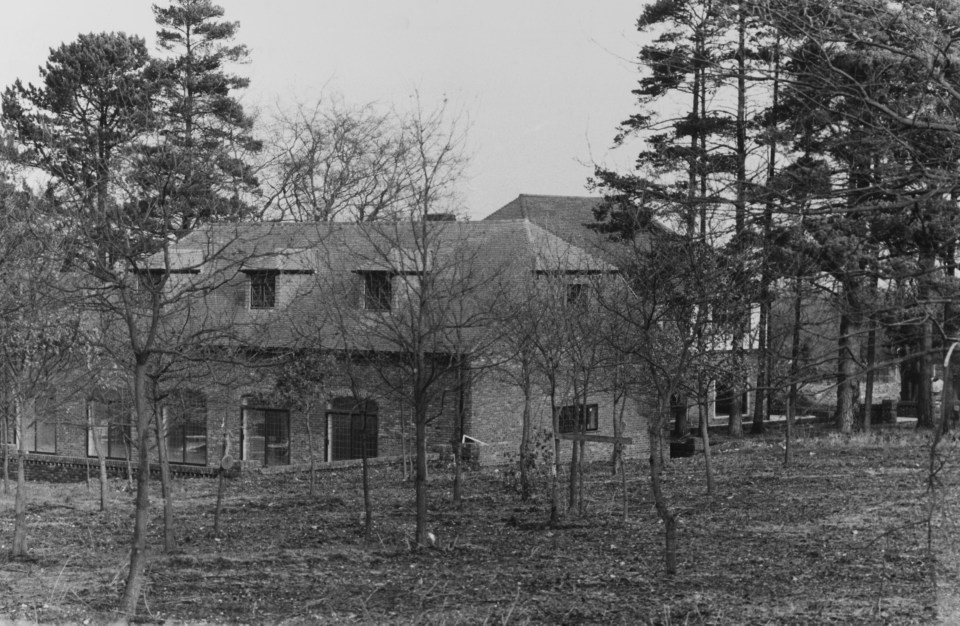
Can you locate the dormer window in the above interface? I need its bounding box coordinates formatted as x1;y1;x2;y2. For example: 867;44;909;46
361;271;393;311
249;271;277;309
137;269;165;293
565;283;587;307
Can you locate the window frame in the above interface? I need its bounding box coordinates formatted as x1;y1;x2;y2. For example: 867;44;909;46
162;390;208;466
248;270;278;309
361;271;393;311
557;403;599;434
241;399;291;466
16;396;57;455
565;282;587;307
326;398;379;462
86;398;132;460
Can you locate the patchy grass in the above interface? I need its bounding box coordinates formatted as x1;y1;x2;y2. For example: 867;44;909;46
0;428;955;624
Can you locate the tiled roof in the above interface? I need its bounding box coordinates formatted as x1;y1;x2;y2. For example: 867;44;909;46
176;219;615;273
483;194;662;261
167;218;614;352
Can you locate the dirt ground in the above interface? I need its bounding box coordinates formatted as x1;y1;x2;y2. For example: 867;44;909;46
0;427;955;624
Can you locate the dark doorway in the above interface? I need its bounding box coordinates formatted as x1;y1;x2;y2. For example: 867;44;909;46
327;398;378;462
715;381;748;416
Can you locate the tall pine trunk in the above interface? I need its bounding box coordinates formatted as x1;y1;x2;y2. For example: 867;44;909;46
728;7;748;439
863;321;877;432
786;272;803;466
836;306;857;435
751;295;770;433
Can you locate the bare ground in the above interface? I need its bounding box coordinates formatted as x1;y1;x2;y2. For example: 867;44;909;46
0;427;955;624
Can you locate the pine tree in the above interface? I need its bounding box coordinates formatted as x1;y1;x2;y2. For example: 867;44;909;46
144;0;261;231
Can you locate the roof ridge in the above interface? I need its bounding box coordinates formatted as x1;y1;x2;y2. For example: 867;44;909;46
517;193;601;200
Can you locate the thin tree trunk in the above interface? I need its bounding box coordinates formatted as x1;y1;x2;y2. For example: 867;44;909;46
577;439;585;516
400;405;410;481
12;396;28;557
699;378;715;495
414;411;428;547
12;450;27;556
752;282;770;434
361;407;372;540
154;410;175;553
2;405;10;496
306;406;316;497
214;431;230;536
88;402;109;511
728;357;744;437
125;438;134;491
620;452;628;523
863;325;877;432
549;388;562;526
120;359;152;615
786;273;803;466
452;361;465;507
650;402;677;575
862;272;879;432
519;379;533;501
918;252;936;429
918;315;935;429
568;436;579;513
611;388;627;475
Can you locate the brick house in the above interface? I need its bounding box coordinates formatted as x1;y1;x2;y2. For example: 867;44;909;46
484;195;915;425
7;216;650;478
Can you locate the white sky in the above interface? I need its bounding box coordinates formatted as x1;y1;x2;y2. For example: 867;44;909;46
0;1;644;219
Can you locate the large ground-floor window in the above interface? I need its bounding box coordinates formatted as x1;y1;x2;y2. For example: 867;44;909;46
16;394;57;454
326;398;378;462
163;389;208;465
87;394;131;460
242;401;290;466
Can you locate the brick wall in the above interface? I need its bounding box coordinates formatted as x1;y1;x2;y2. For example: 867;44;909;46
469;368;650;467
197;356;462;470
7;351;655;473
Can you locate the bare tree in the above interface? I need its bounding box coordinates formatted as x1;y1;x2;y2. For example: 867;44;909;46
0;185;83;557
262;96;465;222
597;227;740;573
